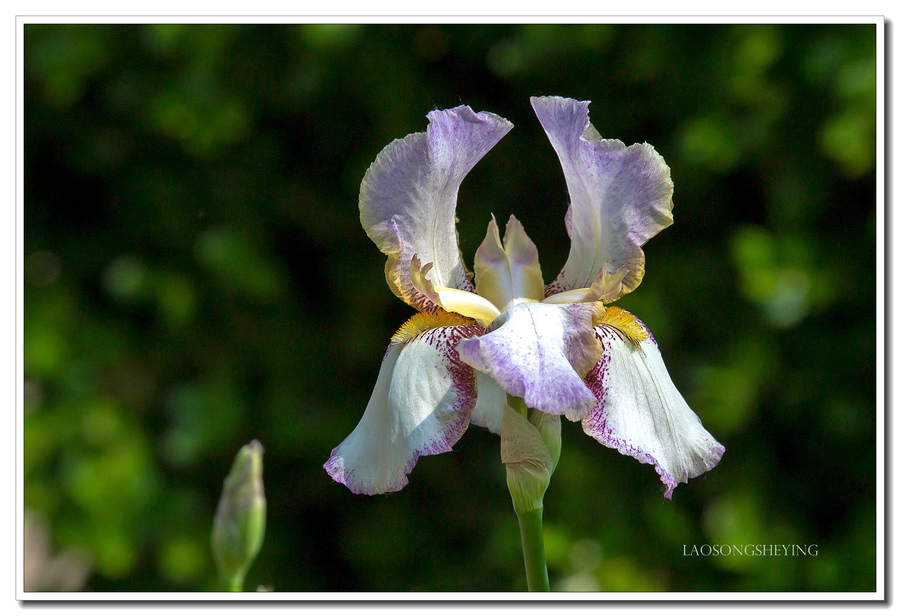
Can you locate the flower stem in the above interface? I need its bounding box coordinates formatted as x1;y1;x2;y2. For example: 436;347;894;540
503;395;553;591
515;507;550;591
227;574;244;592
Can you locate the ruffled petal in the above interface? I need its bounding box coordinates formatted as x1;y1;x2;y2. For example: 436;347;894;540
360;106;513;310
531;96;674;299
325;323;482;495
457;302;602;417
582;311;724;499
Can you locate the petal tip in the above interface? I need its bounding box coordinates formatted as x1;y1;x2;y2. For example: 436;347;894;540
427;105;514;134
530;95;590;109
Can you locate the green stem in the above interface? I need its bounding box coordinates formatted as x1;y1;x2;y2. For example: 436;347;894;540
515;508;550;591
227;574;244;592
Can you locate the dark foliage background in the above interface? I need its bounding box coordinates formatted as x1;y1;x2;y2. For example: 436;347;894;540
23;23;876;592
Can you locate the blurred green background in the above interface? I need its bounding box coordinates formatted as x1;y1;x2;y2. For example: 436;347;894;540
23;23;877;592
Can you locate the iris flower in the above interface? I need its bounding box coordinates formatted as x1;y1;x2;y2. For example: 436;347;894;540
325;96;724;499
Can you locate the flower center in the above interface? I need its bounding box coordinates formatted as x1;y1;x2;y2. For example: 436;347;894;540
409;217;630;328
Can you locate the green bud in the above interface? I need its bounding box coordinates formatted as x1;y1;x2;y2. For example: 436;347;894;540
212;440;266;591
501;405;553;514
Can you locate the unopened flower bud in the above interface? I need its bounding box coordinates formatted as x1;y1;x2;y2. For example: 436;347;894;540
212;440;266;590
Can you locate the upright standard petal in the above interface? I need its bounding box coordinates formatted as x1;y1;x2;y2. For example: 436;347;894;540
531;96;674;299
457;302;602;418
582;308;724;499
359;106;513;311
325;322;482;495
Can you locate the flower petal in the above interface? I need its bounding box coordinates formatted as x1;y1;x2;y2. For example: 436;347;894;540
360;106;513;310
531;96;674;298
325;323;482;495
582;312;724;499
457;302;602;417
470;371;507;435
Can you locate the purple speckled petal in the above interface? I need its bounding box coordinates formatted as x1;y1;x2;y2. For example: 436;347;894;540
360;106;513;311
531;96;674;299
583;317;724;499
325;324;482;495
457;302;601;417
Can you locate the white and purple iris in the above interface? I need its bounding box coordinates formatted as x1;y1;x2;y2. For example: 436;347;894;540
325;96;724;498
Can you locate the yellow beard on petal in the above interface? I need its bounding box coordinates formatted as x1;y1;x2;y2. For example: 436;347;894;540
594;305;649;346
391;309;479;343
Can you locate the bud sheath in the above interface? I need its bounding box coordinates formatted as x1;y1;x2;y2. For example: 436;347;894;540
212;440;266;591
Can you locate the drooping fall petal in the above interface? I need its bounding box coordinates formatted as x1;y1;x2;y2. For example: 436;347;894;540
325;323;482;495
457;302;602;418
582;310;725;499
